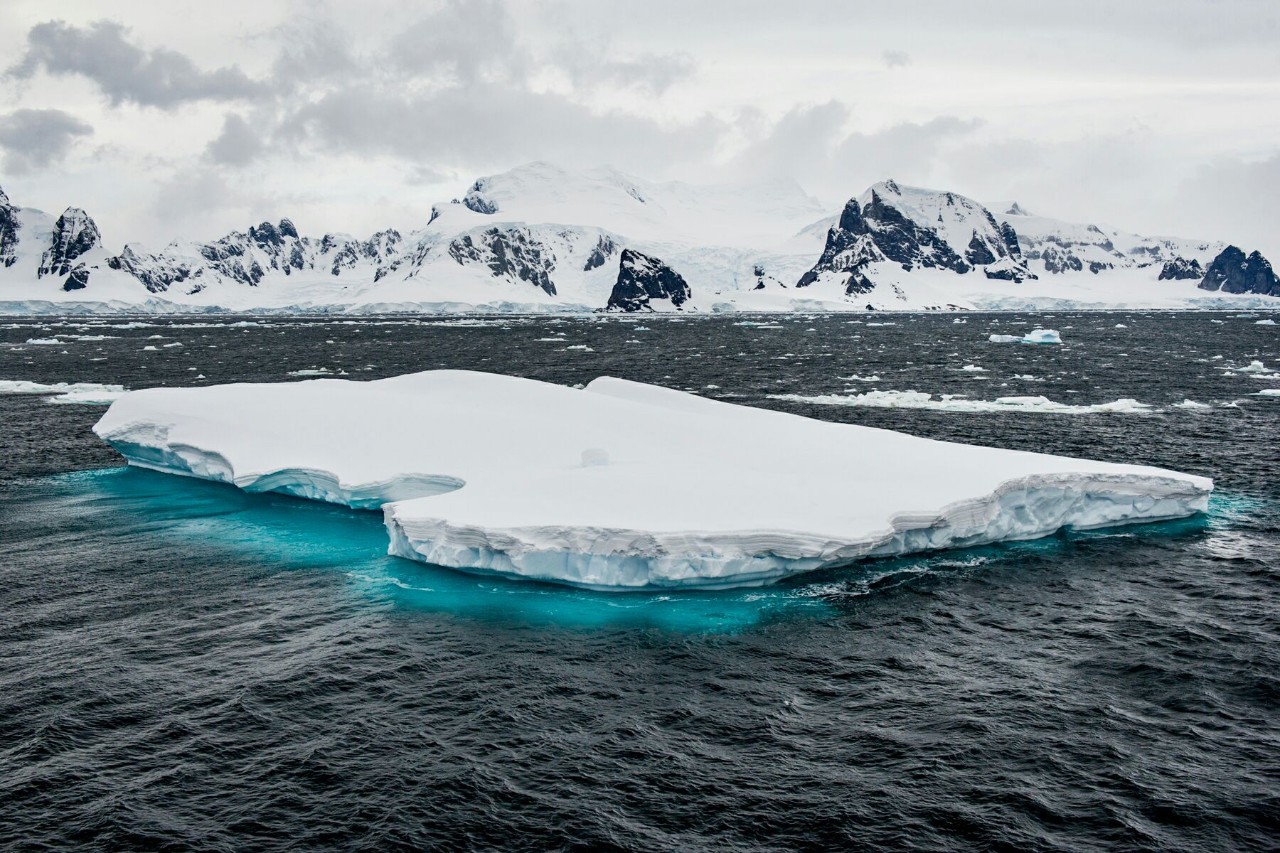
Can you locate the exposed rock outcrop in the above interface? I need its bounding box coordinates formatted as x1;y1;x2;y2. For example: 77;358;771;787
1198;246;1280;296
1158;257;1203;281
448;227;557;295
37;207;101;278
796;181;1034;293
583;235;617;271
606;248;690;311
0;187;19;269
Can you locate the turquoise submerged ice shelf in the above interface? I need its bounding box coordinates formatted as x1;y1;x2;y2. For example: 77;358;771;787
25;467;1226;632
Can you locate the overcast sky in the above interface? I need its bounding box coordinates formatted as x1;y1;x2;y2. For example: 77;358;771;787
2;0;1278;255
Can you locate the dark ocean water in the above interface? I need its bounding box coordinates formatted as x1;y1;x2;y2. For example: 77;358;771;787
0;312;1277;851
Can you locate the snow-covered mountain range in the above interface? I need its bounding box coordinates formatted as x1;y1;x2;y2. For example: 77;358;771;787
1;163;1277;314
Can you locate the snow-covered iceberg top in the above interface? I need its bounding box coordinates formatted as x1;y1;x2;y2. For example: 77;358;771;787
93;370;1212;590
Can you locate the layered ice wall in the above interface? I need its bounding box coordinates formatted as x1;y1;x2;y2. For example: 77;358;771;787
93;371;1213;590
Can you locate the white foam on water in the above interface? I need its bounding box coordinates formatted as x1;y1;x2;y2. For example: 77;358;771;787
770;389;1155;415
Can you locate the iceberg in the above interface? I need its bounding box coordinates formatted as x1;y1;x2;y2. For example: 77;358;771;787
1022;328;1063;344
93;370;1212;590
990;328;1063;344
0;379;127;404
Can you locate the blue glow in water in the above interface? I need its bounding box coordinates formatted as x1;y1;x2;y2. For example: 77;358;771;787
37;467;1234;634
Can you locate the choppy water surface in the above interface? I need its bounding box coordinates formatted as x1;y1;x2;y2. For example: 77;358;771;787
1;312;1277;851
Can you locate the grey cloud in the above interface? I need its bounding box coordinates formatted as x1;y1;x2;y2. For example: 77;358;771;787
268;19;358;87
8;20;265;108
206;114;265;166
561;51;695;94
731;102;982;198
278;81;722;174
388;0;525;83
882;50;911;68
0;109;93;174
1170;154;1280;255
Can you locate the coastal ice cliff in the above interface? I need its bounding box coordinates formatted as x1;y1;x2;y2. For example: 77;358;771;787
93;371;1213;590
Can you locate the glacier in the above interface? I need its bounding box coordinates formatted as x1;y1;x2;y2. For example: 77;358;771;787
91;371;1213;590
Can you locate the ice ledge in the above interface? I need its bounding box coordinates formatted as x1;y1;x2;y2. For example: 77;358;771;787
383;473;1208;589
93;370;1212;591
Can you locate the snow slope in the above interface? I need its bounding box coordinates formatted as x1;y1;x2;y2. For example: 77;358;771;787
94;370;1213;590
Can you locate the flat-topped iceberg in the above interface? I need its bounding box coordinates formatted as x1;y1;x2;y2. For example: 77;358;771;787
989;328;1063;345
93;370;1212;590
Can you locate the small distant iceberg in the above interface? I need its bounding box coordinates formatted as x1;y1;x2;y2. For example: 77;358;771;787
93;370;1212;590
990;328;1062;345
0;379;127;404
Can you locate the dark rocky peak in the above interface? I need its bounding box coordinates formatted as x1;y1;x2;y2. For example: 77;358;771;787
462;179;498;214
999;222;1022;259
1006;202;1030;216
0;187;18;269
1157;257;1203;281
279;218;299;239
837;197;867;233
1198;246;1280;296
606;248;691;311
583;235;618;271
38;207;102;278
448;227;556;295
367;229;402;257
795;213;883;294
328;228;404;276
882;179;900;194
860;190;969;273
249;221;283;247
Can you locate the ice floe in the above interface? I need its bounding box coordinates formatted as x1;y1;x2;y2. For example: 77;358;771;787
990;328;1063;345
93;370;1211;590
0;379;127;404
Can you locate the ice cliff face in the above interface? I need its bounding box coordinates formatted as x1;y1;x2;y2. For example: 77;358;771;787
606;249;691;311
1198;246;1280;296
796;180;1036;294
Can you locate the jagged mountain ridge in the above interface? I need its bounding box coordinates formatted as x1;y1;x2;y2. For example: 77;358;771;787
0;163;1275;312
797;180;1037;296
